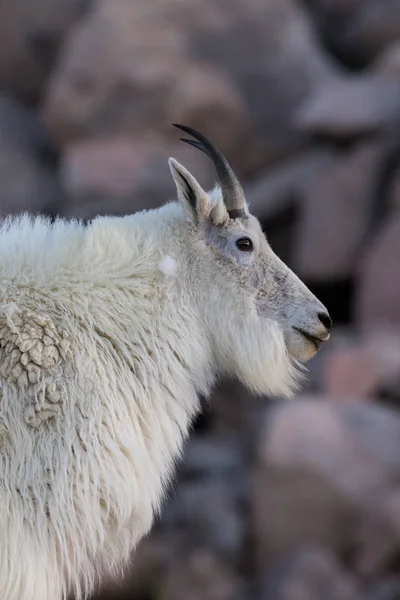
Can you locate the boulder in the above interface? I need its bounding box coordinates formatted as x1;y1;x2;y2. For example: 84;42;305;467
292;142;382;280
322;329;400;397
158;550;242;600
373;41;400;79
295;75;400;139
244;148;336;222
0;94;61;217
96;535;169;599
43;0;337;172
161;480;245;566
260;545;361;600
58;135;215;218
366;577;400;600
253;397;400;573
308;0;400;68
355;209;400;327
0;0;88;101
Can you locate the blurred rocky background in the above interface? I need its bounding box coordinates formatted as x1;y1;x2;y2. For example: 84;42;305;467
2;0;400;598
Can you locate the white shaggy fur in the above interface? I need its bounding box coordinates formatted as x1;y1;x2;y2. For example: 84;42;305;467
0;159;330;600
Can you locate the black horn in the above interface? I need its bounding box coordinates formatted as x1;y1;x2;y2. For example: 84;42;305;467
173;124;247;219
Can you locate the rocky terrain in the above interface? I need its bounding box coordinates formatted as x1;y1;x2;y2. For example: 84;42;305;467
1;0;400;598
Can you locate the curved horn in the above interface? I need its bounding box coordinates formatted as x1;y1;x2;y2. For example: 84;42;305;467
173;124;247;219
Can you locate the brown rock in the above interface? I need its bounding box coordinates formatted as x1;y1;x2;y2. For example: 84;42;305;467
205;379;263;435
292;142;382;280
96;535;169;599
336;1;400;66
307;0;358;10
356;209;400;327
188;0;338;167
309;0;400;68
0;0;88;101
253;397;400;572
244;148;336;222
323;346;380;398
158;550;242;600
351;483;400;579
58;135;216;218
43;0;336;172
295;75;400;139
374;42;400;79
43;0;252;170
179;435;245;479
387;164;400;211
322;329;400;397
0;94;62;217
62;138;148;199
161;480;245;566
366;578;400;600
260;545;361;600
0;154;58;218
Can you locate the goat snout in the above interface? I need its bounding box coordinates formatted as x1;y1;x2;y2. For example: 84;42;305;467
287;304;332;362
293;309;331;345
318;311;332;333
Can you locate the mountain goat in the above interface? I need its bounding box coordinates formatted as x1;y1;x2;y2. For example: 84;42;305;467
0;124;331;600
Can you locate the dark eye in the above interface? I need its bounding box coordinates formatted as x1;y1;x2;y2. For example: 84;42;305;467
236;237;253;252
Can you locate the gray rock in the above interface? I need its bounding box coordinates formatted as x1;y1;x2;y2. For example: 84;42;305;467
180;435;245;479
295;75;400;138
162;480;245;565
292;142;384;280
0;94;62;217
322;328;400;398
308;0;400;67
356;208;400;327
43;0;337;172
58;136;216;218
366;578;400;600
260;545;361;600
158;550;243;600
244;148;336;222
97;535;169;599
0;0;88;101
253;397;400;574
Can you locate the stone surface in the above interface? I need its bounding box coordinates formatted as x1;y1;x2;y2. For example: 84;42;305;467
43;0;336;171
334;1;400;66
322;329;400;397
353;487;400;578
366;577;400;600
253;398;400;570
0;93;61;217
161;480;245;566
179;435;245;480
292;142;381;281
0;0;88;101
295;75;400;138
356;209;400;327
308;0;400;68
387;163;400;211
374;42;400;79
244;148;336;222
98;535;169;599
58;136;216;218
158;550;242;600
260;546;361;600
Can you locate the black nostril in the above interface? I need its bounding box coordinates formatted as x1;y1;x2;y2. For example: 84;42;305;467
318;312;332;330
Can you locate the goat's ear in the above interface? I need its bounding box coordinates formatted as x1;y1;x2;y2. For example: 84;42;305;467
168;158;210;223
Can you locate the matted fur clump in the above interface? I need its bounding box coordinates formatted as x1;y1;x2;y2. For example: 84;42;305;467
0;125;331;600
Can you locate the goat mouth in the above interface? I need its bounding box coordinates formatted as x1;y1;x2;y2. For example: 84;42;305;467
293;327;324;349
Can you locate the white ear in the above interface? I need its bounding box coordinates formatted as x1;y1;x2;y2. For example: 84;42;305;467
168;158;210;223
